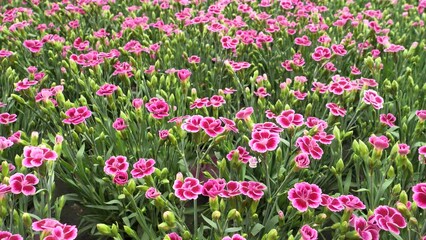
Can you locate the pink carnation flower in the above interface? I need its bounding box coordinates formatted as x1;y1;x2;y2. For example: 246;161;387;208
9;173;39;196
131;158;156;179
96;83;118;96
200;117;225;137
338;195;366;210
249;130;280;153
412;183;426;209
222;234;246;240
363;90;384;109
173;177;203;201
379;113;396;127
62;106;92;125
113;171;128;185
369;135;389;150
23;40;44;53
0;113;17;125
240;181;267;201
0;231;23;240
276;110;304;128
295;136;324;160
300;225;318;240
145;187;161;199
23;146;58;168
202;179;226;198
369;205;407;234
112;118;127;131
288;182;322;212
104;156;129;176
145;98;170;119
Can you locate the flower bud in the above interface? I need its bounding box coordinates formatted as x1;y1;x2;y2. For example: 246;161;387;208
124;226;138;239
399;190;408;204
163;211;176;228
158;222;170;231
212;211;221;220
97;224;112;236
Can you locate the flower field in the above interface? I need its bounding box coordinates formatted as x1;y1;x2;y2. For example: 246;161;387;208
0;0;426;239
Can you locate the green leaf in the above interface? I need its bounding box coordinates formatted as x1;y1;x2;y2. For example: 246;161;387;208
224;227;243;233
251;223;264;236
201;214;218;230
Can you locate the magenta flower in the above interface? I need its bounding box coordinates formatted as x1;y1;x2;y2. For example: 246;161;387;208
177;69;191;82
416;110;426;121
236;107;254;120
0;137;13;151
412;183;426;209
0;113;17;125
226;146;253;164
300;225;318;240
276;110;304;128
253;122;283;133
240;181;266;201
222;234;246;240
331;44;347;56
32;218;61;231
145;187;161;199
207;95;226;108
202;179;226;198
131;158;156;179
112;118;127;131
320;194;344;212
294;35;311;46
398;143;410;155
44;225;78;240
0;184;11;198
182;115;204;132
96;83;118;96
312;131;335;145
173;177;203;201
419;146;426;162
113;61;133;77
312;46;331;61
220;117;239;133
288;182;322;212
10;173;39;196
190;97;209;109
159;130;169;140
249;130;280;153
113;171;128;185
294;153;311;169
15;78;38;91
349;215;380;240
188;55;200;63
220;181;241;198
167;233;182;240
104;156;129;176
326;103;347;117
369;135;389;150
132;98;144;109
200;117;225;138
338;195;366;210
363;90;384;110
369;205;406;234
379;113;396;127
254;87;270;98
145;98;170;119
0;231;23;240
0;50;13;58
295;136;324;160
62;106;92;125
23;146;58;168
23;40;44;53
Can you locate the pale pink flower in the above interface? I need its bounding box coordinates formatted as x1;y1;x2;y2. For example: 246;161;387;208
113;171;128;185
112;118;127;131
312;132;335;145
349;215;380;240
236;107;253;120
369;205;407;234
222;234;246;240
338;195;366;210
173;177;203;201
363;90;384;109
23;146;58;168
294;153;310;168
378;113;396;127
177;69;191;82
104;156;129;176
398;143;410;155
10;173;39;196
0;137;13;151
240;181;266;201
249;130;280;153
131;158;156;179
145;98;169;119
0;231;23;240
0;50;13;58
288;182;322;212
276;110;304;128
295;136;324;160
202;179;226;198
369;135;389;150
320;194;344;212
96;83;118;96
300;225;318;240
62;106;92;125
418;146;426;162
182;115;204;132
145;187;161;199
23;40;44;53
384;44;405;53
